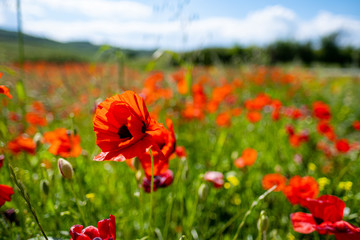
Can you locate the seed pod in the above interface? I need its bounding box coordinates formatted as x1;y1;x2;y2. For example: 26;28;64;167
40;179;49;195
58;158;73;179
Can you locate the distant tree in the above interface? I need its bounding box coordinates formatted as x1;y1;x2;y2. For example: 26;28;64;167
267;41;298;64
297;42;314;66
319;33;342;65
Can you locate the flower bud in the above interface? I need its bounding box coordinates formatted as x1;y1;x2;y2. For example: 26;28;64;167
40;179;49;195
257;210;269;233
198;183;209;201
58;158;73;179
0;154;4;169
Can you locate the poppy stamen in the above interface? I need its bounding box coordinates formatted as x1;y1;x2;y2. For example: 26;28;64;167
141;122;146;134
313;217;324;225
118;125;132;139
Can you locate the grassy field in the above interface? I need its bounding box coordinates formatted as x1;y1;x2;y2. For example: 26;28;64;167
0;61;360;240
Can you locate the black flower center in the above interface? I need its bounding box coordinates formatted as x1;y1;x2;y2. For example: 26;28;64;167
313;216;324;225
118;125;132;139
141;122;146;134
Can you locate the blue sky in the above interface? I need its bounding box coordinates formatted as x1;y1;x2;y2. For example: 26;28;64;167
0;0;359;50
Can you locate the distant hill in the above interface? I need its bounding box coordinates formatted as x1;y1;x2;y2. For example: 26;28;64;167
0;28;154;63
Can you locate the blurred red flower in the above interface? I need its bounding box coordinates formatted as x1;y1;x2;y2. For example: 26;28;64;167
0;72;12;99
283;176;319;205
25;101;48;127
171;69;188;95
317;121;336;141
142;169;173;193
353;120;360;131
43;128;82;158
70;214;116;240
204;171;224;188
262;173;287;192
175;146;187;158
335;139;350;153
216;112;231;127
313;101;331;120
234;148;257;168
0;86;12;99
246;111;262;123
25;112;47;127
7;135;36;155
0;184;14;207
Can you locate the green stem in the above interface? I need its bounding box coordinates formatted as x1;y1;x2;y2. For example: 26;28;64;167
149;149;154;236
70;180;87;226
232;185;276;240
8;162;48;240
188;182;200;231
163;193;174;240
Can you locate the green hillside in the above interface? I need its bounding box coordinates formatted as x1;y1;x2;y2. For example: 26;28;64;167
0;29;153;63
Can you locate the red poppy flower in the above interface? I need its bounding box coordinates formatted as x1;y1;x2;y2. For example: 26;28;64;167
0;72;12;99
244;93;271;111
43;128;82;158
7;135;36;155
232;108;242;117
335;139;350;153
204;171;224;188
313;101;331;120
0;85;12;99
25;112;47;127
246;111;262;123
0;184;14;207
142;169;173;193
353;120;360;131
70;214;116;240
93;91;175;180
283;176;319;205
93;91;162;162
291;195;360;239
234;148;257;168
171;69;188;95
286;125;295;136
192;82;207;109
317;121;336;141
175;146;187;158
262;173;287;192
272;108;281;120
216;112;231;127
182;102;205;120
302;195;345;223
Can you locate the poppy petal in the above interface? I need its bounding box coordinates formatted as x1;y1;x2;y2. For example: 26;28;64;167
291;212;316;234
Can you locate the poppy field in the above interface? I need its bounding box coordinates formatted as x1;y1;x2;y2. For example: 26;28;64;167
0;62;360;240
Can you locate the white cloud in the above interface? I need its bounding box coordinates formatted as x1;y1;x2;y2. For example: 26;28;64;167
0;8;5;25
297;11;360;46
2;3;360;50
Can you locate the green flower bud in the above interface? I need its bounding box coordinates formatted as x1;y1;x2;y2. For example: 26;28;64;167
58;158;73;179
257;210;269;233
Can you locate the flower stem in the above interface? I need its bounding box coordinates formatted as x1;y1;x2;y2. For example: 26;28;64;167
232;185;276;240
8;162;48;240
70;180;87;226
149;148;154;236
